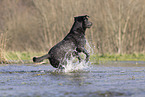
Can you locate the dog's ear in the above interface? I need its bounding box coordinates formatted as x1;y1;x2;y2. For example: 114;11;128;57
74;17;82;22
74;15;89;21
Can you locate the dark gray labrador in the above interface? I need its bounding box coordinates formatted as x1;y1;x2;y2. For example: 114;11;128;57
33;15;92;69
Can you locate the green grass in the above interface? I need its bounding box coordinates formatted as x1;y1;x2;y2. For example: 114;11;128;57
2;51;47;64
90;53;145;62
6;51;41;60
1;52;145;64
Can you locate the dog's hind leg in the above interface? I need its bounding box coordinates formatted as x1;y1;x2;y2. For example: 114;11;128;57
57;63;65;72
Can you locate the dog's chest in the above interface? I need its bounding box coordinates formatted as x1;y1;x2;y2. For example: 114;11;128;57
76;35;86;46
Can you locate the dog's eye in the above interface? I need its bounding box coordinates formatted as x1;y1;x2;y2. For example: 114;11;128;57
83;18;88;22
83;17;88;20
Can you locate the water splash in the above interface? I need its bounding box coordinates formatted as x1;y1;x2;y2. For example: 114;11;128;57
64;58;91;72
86;40;94;54
62;40;93;73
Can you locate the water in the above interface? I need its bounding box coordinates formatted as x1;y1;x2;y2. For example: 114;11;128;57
63;58;91;72
0;61;145;97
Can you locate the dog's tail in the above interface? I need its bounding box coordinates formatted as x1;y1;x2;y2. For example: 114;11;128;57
33;54;50;63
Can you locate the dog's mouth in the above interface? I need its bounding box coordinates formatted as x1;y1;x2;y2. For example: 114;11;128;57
86;22;93;28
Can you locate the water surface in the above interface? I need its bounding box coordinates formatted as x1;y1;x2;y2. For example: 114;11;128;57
0;61;145;97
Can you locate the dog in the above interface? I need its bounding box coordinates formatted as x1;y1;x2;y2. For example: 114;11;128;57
33;15;92;69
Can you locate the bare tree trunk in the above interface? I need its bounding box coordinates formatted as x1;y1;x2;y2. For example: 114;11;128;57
118;1;122;54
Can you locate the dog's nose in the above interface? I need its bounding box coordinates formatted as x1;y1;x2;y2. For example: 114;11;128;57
90;22;93;26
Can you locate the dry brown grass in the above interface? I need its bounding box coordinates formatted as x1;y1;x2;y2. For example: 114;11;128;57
0;32;8;63
0;0;144;54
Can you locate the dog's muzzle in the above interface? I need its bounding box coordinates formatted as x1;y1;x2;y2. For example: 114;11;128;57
87;22;93;28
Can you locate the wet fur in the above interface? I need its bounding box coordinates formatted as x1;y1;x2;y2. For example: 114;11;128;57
33;15;92;69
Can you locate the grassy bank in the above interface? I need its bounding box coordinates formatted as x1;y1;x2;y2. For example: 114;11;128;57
1;52;46;64
90;53;145;63
1;52;145;64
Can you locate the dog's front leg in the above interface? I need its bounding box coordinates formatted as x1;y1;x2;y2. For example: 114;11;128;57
72;51;82;63
76;47;90;62
83;48;90;62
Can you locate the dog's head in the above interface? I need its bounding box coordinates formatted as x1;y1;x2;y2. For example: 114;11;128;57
74;15;92;29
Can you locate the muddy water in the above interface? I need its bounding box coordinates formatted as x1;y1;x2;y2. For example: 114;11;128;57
0;61;145;97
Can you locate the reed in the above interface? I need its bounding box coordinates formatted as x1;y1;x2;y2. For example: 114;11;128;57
0;0;144;54
0;32;8;63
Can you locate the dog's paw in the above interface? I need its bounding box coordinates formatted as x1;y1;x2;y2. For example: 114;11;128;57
85;58;89;63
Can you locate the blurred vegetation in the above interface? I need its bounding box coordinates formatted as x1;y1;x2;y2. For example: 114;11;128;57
1;52;145;64
0;33;7;63
0;0;145;63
